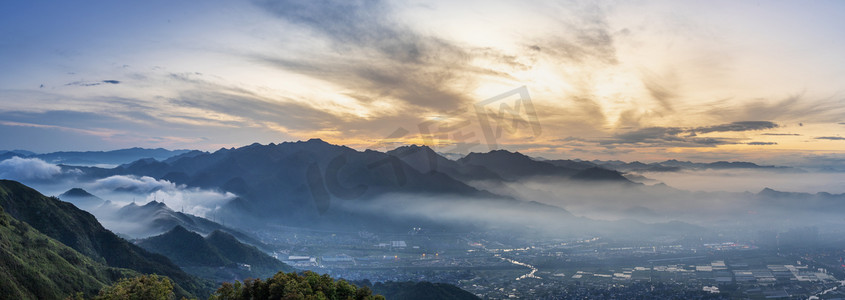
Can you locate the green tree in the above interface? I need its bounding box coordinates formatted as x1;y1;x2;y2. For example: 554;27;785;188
94;274;174;300
210;271;381;300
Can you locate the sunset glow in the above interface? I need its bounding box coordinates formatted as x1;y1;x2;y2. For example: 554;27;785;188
1;0;843;164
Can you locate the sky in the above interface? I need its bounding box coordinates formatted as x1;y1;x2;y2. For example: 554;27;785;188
1;0;844;164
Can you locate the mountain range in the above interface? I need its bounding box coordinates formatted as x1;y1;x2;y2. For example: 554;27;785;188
592;159;793;173
0;203;135;299
0;179;484;299
137;225;293;283
0;180;212;298
0;147;190;167
9;140;827;239
61;140;640;234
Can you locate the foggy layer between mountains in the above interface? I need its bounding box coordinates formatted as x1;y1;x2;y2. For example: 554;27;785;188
1;146;844;242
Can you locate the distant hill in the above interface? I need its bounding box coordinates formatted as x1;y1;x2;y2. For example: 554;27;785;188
0;205;135;300
137;226;293;282
594;159;791;173
388;145;502;181
0;147;191;167
458;150;578;180
543;159;598;170
755;188;845;211
458;149;630;183
0;149;36;156
104;200;265;245
0;180;212;299
85;139;499;230
57;187;266;248
58;187;105;210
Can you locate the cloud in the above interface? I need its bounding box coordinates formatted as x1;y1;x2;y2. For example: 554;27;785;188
87;175;235;217
65;80;121;87
704;94;845;124
90;175;173;193
605;126;732;147
815;136;845;141
692;121;778;133
0;157;62;180
252;0;480;112
596;121;780;148
640;69;678;112
747;142;777;145
761;133;800;136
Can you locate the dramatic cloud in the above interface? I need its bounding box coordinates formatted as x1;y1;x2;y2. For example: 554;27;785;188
65;80;121;87
601;121;778;147
87;175;235;217
692;121;778;134
1;1;844;161
252;0;480;112
0;157;62;180
90;175;173;193
704;94;845;124
816;136;845;141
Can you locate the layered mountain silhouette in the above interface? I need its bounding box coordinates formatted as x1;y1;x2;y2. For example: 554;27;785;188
77;139;500;228
58;187;105;210
0;147;190;166
0;204;135;299
137;225;293;282
0;180;212;298
59;140;709;236
59;188;266;248
594;159;791;173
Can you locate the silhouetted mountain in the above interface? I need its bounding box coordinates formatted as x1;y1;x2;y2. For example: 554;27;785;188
0;150;36;162
58;187;104;210
84;198;270;251
458;150;577;180
163;150;208;164
364;281;481;300
458;150;631;183
138;225;227;267
755;187;845;211
205;230;292;274
388;145;502;181
571;167;630;182
89;139;499;229
0;180;212;298
138;226;292;282
20;147;192;166
0;149;36;156
595;159;791;173
543;159;598;170
0;205;135;299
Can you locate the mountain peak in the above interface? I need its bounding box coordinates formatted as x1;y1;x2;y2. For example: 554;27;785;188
759;187;778;194
59;188;96;198
571;167;631;182
142;200;169;209
304;138;328;144
389;144;437;155
167;225;191;235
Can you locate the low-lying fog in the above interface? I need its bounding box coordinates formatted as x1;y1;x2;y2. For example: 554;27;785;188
637;169;845;194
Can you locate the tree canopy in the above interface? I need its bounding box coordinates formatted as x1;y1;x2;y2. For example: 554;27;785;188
210;271;384;300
